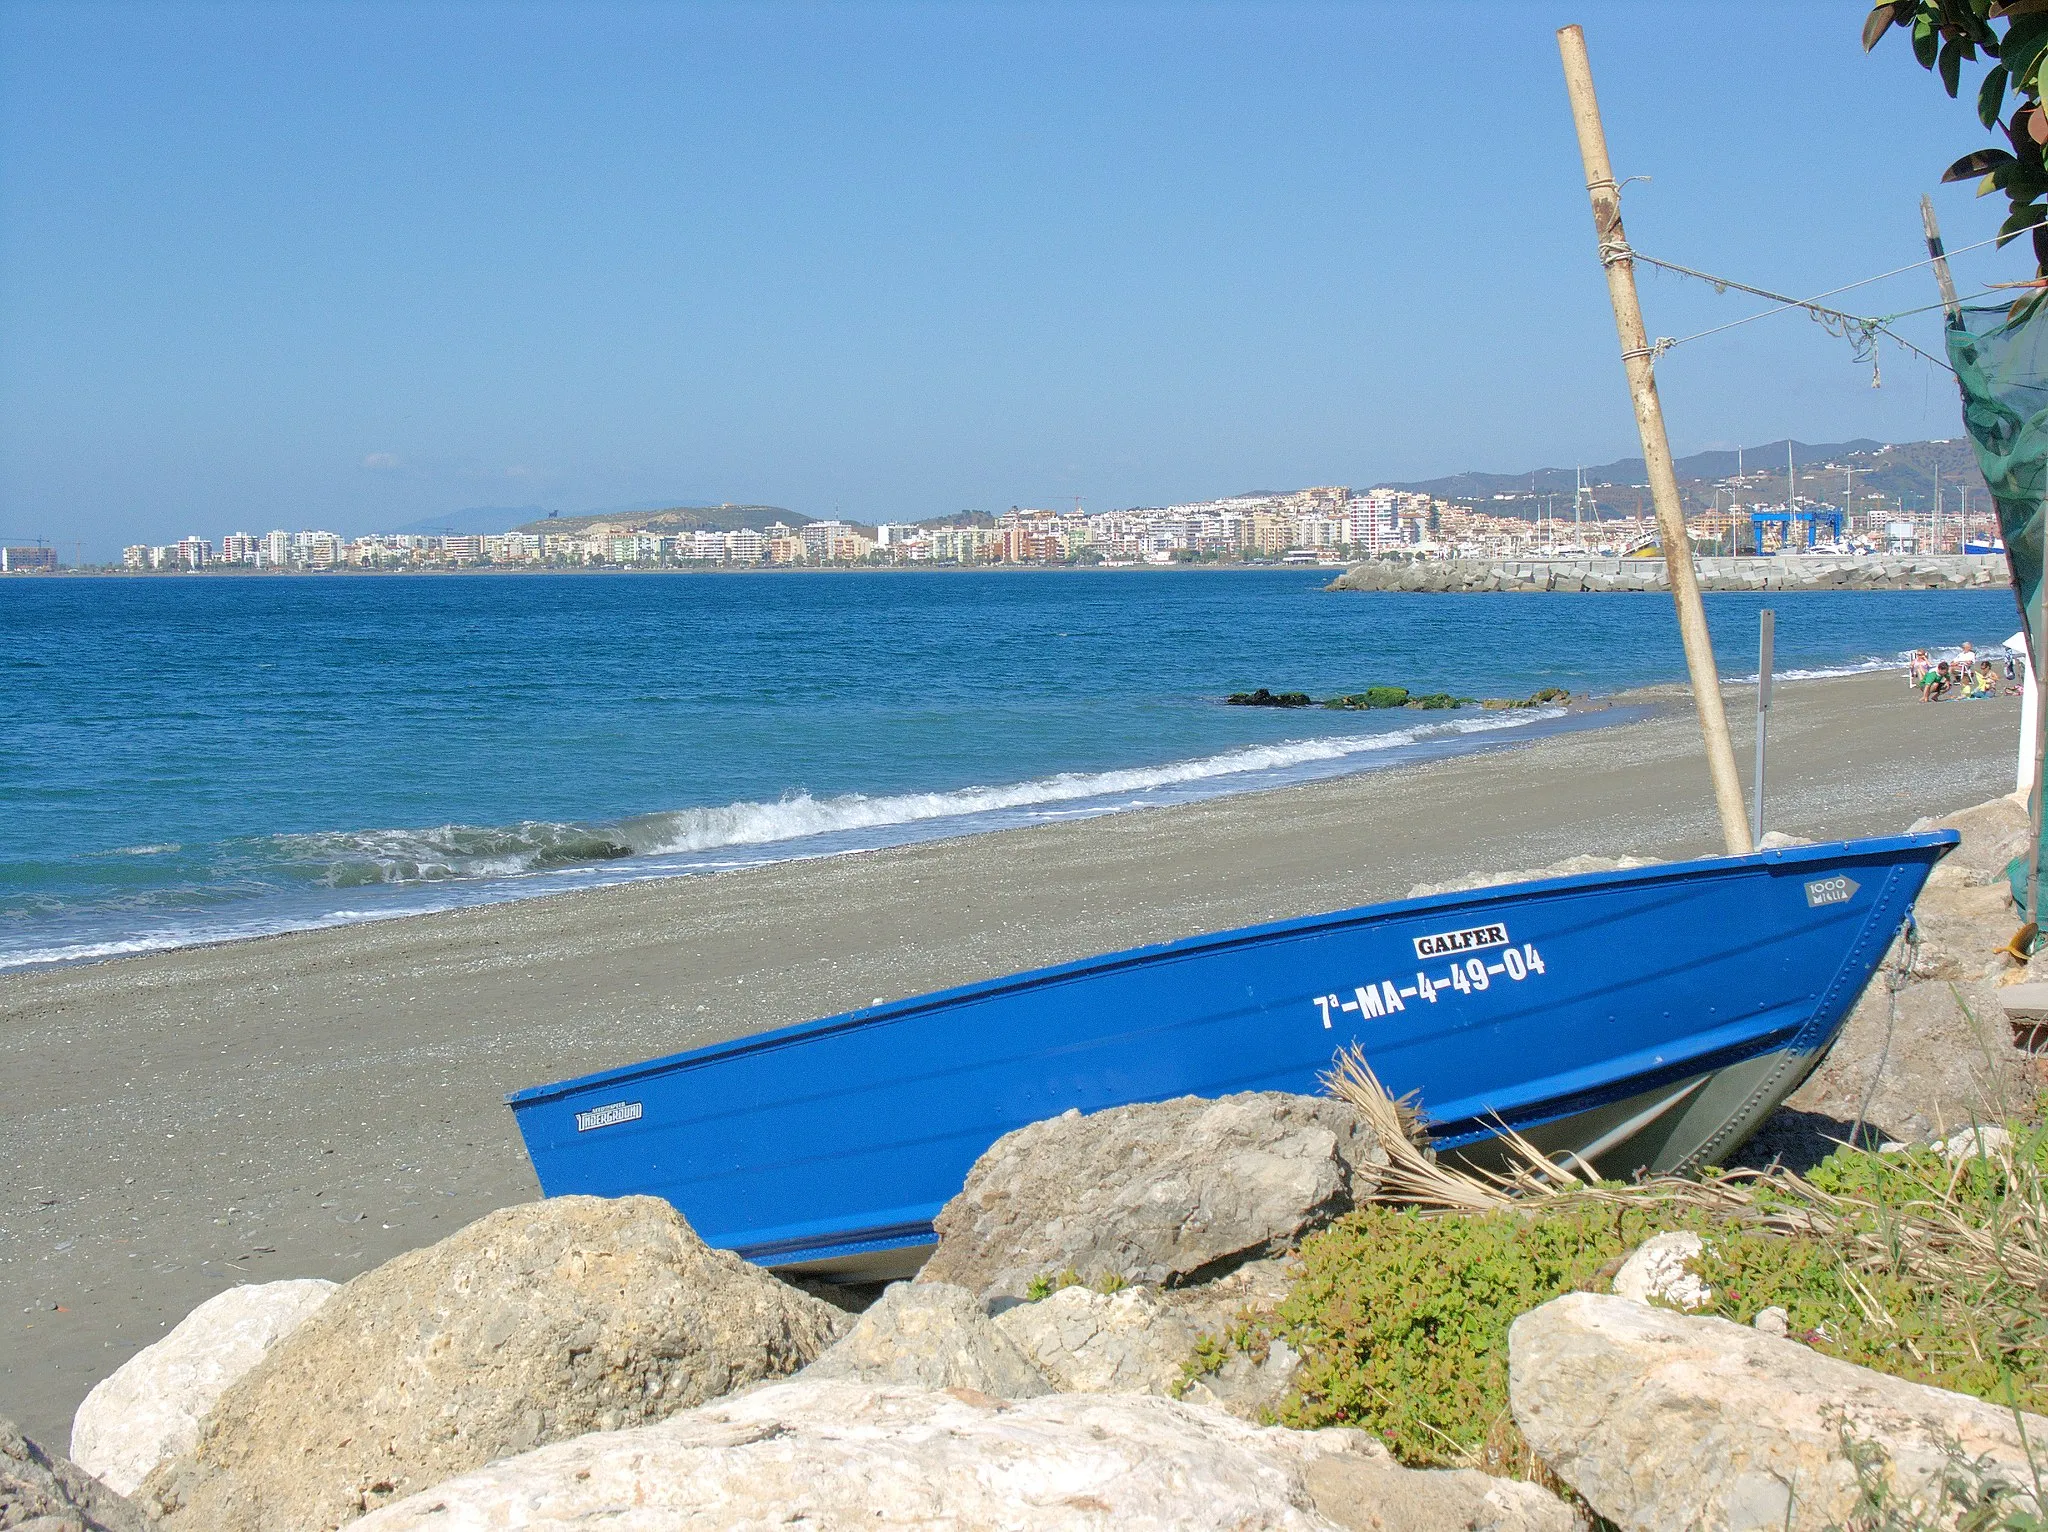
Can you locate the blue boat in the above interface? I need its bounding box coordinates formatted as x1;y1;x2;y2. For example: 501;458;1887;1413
509;829;1953;1279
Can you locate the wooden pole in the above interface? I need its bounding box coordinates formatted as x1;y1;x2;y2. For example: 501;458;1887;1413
1557;25;1752;854
1752;608;1774;846
1920;195;1961;321
2030;566;2045;931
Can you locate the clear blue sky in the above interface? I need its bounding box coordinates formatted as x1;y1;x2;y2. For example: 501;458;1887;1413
0;1;2023;556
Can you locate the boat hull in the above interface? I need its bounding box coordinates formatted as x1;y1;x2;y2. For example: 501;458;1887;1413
508;832;1953;1276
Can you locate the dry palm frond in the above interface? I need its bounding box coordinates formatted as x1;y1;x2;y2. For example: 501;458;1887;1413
1321;1047;1516;1214
1326;1045;1758;1215
1321;1044;2048;1301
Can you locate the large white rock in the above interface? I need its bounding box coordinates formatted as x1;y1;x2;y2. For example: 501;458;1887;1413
799;1281;1053;1397
1511;1292;2047;1532
993;1284;1198;1395
70;1278;338;1496
919;1092;1385;1303
1934;1125;2013;1163
352;1380;1580;1532
1609;1232;1709;1311
139;1195;846;1532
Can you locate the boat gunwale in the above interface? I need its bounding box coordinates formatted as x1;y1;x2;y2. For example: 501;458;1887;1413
504;829;1958;1109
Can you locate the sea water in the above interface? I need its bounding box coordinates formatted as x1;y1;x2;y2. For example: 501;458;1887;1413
0;570;2019;969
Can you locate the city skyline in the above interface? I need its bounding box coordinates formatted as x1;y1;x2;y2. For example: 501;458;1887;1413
2;3;2029;561
102;464;1999;576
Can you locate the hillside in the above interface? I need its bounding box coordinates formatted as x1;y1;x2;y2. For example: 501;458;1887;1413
1392;437;1990;520
510;504;810;537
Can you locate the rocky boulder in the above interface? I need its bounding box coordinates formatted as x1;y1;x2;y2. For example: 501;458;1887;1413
1182;1335;1305;1423
1510;1292;2047;1532
1781;969;2035;1146
69;1277;338;1496
1609;1232;1709;1311
1;1415;147;1532
1907;883;2016;983
351;1380;1580;1532
139;1195;846;1532
1914;795;2031;891
992;1284;1198;1395
918;1092;1385;1303
798;1281;1052;1397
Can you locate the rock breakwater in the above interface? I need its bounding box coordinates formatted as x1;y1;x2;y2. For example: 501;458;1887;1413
1329;553;2009;594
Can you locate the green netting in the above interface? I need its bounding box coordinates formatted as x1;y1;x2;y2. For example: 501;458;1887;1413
1947;301;2047;918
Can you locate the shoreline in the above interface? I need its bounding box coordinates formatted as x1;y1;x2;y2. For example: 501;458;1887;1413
1329;553;2009;595
5;557;2015;582
10;562;1341;580
0;697;1633;976
0;666;1934;978
0;669;2021;1445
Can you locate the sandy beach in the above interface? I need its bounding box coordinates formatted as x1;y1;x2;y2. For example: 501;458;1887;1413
0;669;2023;1444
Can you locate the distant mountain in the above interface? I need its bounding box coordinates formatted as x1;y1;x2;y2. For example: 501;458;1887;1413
385;505;556;536
1389;437;1987;518
1385;440;1887;500
509;503;809;537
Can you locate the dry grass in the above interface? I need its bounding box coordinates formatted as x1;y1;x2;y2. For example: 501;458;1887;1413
1321;1045;2048;1335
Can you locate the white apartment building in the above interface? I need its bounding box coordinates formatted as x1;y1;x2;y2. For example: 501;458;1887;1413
292;530;344;570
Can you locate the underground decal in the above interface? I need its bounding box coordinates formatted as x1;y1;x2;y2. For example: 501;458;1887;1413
575;1100;644;1132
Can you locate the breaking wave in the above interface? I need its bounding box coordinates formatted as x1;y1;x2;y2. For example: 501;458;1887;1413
1;706;1603;971
272;713;1554;888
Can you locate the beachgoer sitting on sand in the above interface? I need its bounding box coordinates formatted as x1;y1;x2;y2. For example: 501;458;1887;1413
1970;660;1996;697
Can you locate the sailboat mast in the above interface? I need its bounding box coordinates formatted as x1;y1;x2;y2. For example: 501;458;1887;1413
1787;441;1796;551
1558;24;1751;854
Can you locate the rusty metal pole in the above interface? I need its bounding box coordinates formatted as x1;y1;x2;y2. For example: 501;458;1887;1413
1558;24;1752;854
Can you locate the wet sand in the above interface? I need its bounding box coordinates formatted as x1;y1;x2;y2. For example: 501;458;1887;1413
0;670;2021;1444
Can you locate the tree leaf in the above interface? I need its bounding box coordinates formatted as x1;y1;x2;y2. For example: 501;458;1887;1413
1980;62;2009;125
2000;14;2048;87
1863;2;1905;50
1914;12;1940;66
1942;36;1966;94
1997;200;2045;238
1947;146;2019;177
2030;218;2048;274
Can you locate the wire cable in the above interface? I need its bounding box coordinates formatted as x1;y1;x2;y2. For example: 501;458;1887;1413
1605;204;2046;379
1623;248;1960;376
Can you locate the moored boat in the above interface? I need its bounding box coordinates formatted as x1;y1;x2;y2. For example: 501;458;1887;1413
508;828;1951;1279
